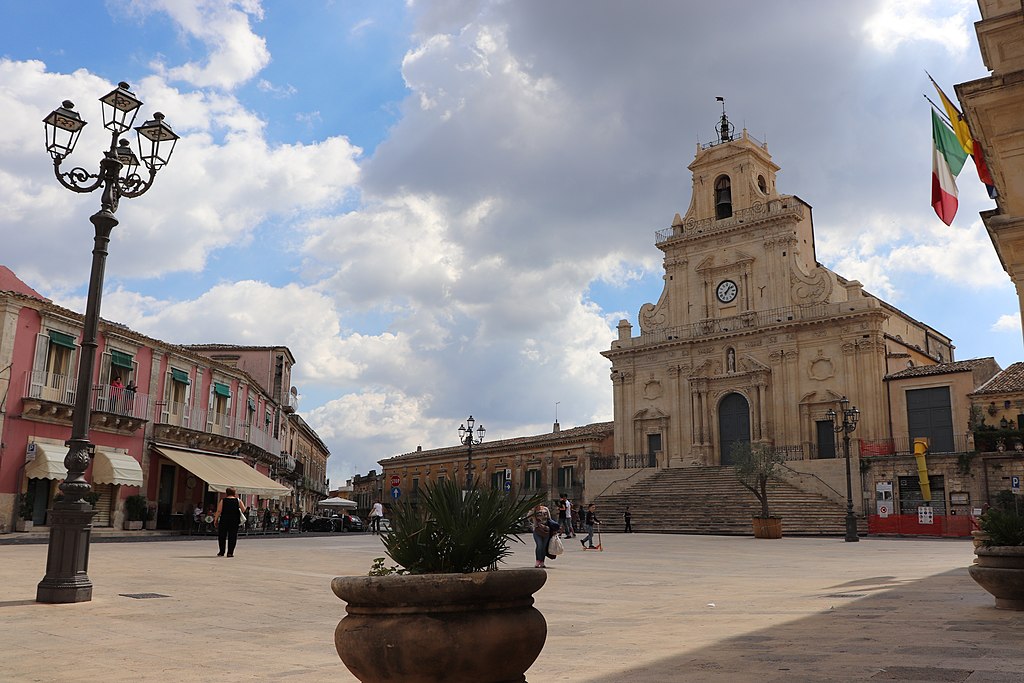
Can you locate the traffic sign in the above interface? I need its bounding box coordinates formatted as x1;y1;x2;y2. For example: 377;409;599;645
878;504;890;518
391;486;401;499
390;474;401;487
1013;476;1021;495
504;480;512;492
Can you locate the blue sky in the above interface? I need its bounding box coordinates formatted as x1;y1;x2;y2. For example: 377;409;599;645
1;0;1019;486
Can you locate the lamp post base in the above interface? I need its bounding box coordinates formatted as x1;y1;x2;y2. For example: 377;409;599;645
36;502;95;604
844;513;860;543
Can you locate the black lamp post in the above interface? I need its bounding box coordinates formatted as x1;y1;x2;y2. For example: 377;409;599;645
36;82;177;604
457;415;486;490
826;397;861;543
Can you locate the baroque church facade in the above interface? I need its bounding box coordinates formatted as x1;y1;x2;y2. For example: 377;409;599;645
603;116;954;475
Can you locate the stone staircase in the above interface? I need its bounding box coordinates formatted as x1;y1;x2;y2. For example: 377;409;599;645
593;466;863;536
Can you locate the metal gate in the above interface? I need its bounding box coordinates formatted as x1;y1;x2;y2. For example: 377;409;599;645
718;392;751;465
92;483;113;527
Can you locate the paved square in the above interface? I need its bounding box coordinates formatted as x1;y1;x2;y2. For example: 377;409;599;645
1;533;1023;681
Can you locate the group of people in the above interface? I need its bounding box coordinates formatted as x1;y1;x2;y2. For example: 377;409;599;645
529;497;602;568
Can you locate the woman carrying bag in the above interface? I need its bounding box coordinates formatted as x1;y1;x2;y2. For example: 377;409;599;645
528;503;553;568
215;487;247;558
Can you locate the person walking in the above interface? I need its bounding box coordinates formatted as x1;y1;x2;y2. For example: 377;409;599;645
624;505;633;533
581;503;601;549
564;496;575;538
369;499;384;534
556;495;568;537
528;502;553;568
215;487;247;557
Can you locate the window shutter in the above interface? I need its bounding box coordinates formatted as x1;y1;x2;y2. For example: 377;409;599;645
161;370;172;423
97;351;112;412
30;334;48;398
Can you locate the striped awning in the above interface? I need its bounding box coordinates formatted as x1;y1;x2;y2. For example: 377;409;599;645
25;440;68;480
154;446;290;498
93;447;143;487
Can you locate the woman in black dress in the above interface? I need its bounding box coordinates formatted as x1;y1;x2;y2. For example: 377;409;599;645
215;487;247;557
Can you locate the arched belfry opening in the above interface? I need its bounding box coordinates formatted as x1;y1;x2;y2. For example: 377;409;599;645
715;175;732;219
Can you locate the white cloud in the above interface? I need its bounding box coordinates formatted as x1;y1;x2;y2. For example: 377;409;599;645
863;0;973;55
993;314;1022;333
137;0;271;90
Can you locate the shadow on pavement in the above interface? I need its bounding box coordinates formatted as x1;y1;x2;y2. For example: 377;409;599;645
582;568;1024;683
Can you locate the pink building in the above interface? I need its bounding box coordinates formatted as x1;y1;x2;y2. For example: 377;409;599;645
0;267;327;533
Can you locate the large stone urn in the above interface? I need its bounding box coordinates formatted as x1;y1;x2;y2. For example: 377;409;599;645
969;546;1024;610
332;568;547;683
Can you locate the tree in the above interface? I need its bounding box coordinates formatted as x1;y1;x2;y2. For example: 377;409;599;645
731;442;786;519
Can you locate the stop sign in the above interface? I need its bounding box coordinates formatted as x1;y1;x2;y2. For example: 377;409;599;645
390;474;400;487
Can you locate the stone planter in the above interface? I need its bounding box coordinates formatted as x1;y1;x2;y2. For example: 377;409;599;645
124;520;144;530
15;519;33;532
752;517;782;539
969;546;1024;610
145;519;158;530
332;568;547;682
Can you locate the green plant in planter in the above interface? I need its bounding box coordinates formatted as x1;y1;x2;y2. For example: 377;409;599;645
978;508;1024;547
17;490;35;520
124;494;149;521
84;491;101;507
732;441;786;519
379;478;544;574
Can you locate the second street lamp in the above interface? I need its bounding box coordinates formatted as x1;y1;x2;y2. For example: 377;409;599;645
36;82;178;604
458;415;486;490
826;397;861;543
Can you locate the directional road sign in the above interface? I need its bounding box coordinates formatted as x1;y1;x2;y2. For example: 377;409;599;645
504;480;512;492
391;486;401;500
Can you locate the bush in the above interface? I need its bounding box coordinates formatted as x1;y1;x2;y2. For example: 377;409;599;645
380;479;544;574
125;494;149;521
17;491;34;520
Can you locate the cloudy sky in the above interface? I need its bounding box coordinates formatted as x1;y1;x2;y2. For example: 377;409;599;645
1;0;1017;486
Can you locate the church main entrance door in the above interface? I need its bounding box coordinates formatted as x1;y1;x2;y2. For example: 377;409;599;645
718;392;751;466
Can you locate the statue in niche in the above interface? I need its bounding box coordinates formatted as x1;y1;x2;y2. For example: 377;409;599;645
727;348;736;373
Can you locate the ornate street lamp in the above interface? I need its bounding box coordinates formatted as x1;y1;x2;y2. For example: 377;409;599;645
37;82;177;604
458;415;486;490
826;397;861;543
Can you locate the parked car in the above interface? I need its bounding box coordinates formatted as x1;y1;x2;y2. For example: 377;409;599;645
340;514;364;532
307;515;337;532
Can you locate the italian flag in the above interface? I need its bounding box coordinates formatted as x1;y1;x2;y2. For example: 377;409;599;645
931;109;968;226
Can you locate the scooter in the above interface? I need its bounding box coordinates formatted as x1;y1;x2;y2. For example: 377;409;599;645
582;525;603;551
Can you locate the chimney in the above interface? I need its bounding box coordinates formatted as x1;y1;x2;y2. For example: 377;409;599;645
553;421;560;433
416;445;422;452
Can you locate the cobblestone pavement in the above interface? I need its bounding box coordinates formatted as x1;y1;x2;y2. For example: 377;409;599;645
1;532;1022;682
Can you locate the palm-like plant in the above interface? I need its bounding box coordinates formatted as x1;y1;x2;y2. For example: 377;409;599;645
382;479;544;574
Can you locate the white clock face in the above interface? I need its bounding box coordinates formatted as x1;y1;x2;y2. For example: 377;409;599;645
716;280;738;303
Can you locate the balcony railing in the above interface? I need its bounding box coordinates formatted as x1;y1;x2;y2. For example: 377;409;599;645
623;453;658;469
588;454;620;470
154;402;282;455
655;197;804;245
25;370;148;420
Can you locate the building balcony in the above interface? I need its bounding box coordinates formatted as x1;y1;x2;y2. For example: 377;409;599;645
615;299;880;350
153;406;282;458
22;371;148;433
655;197;805;245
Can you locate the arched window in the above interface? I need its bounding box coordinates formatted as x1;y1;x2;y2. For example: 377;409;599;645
715;175;732;219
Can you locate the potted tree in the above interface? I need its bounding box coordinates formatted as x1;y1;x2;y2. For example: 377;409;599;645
145;502;158;530
332;479;547;682
15;490;35;532
969;494;1024;610
124;494;148;530
732;441;786;539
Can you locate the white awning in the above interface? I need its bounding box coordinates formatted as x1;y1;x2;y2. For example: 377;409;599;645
154;446;291;498
25;440;67;480
318;497;358;508
93;447;143;487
